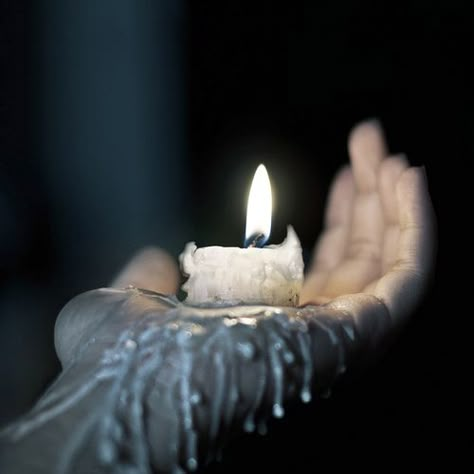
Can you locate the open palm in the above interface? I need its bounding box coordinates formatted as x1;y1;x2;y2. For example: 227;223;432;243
301;120;435;321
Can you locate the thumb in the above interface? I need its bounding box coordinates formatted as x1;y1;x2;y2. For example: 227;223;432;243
111;247;180;295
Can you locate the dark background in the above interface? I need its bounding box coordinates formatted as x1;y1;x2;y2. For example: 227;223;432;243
1;0;467;471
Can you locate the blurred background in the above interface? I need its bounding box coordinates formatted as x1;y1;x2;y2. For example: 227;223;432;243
1;0;468;471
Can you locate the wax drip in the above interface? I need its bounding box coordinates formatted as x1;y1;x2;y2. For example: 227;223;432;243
222;328;239;429
313;318;347;381
269;344;284;418
243;329;267;434
178;330;198;472
210;351;225;443
97;332;148;470
268;326;285;418
296;329;312;403
0;288;370;473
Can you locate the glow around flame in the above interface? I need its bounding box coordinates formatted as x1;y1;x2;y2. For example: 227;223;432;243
245;164;272;244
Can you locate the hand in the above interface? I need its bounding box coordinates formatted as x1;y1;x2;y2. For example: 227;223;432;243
300;120;435;322
114;120;435;326
0;121;436;474
99;120;435;471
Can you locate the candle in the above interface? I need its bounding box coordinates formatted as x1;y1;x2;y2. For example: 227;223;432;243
180;164;304;306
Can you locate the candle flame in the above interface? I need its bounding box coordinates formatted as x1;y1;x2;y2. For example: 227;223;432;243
245;164;272;245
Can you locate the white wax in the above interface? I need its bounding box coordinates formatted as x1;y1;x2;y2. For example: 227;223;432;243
179;226;304;306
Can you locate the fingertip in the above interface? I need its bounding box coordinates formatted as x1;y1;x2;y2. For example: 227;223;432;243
396;166;428;200
348;119;387;156
382;153;409;172
348;119;388;192
331;165;354;198
381;154;409;182
111;246;180;295
349;118;382;136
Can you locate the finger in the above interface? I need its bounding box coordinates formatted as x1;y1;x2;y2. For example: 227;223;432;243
111;247;180;295
346;121;386;262
312;166;354;271
378;155;409;272
301;167;354;303
348;119;387;193
321;121;387;295
373;167;436;321
317;256;381;298
304;121;390;300
379;155;409;223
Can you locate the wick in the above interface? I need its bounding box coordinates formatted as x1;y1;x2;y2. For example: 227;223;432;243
244;233;265;248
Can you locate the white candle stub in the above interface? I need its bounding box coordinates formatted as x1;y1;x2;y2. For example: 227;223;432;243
179;225;304;306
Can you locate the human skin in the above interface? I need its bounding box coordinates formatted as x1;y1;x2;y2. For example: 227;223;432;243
0;121;436;473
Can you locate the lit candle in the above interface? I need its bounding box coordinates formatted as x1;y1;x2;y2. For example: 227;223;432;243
179;164;304;306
